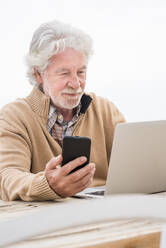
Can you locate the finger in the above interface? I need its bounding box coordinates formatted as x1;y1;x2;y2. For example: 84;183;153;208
46;155;62;170
77;172;94;188
61;156;87;175
71;175;94;195
77;178;93;193
69;163;95;183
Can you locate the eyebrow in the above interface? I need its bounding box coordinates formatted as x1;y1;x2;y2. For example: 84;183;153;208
79;66;87;70
55;66;87;73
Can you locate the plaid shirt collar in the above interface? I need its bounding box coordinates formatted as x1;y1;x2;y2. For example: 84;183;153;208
47;102;82;133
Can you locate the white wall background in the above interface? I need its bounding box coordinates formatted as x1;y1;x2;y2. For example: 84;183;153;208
0;0;166;122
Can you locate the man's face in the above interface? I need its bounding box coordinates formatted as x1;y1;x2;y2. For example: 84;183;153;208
36;48;87;111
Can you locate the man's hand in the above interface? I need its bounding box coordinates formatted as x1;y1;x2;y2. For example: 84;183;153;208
45;155;96;197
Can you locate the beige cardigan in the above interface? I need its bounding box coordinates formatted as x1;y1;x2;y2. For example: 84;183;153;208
0;87;125;201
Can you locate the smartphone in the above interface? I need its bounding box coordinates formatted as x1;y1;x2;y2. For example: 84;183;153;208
62;136;91;173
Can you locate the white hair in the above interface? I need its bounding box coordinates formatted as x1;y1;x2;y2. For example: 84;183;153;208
25;20;93;85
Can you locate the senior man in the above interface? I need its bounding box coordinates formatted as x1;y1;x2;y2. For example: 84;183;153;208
0;20;125;201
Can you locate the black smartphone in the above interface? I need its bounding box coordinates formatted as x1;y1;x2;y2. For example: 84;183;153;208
62;136;91;173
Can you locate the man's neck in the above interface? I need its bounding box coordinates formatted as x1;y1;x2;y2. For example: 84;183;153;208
54;103;81;122
54;107;73;122
61;109;73;122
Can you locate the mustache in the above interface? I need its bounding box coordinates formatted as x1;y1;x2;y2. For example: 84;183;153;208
62;88;83;94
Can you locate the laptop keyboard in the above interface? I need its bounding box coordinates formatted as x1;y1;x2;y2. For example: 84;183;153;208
86;190;105;196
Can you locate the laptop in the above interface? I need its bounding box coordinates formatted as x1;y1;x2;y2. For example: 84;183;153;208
75;120;166;198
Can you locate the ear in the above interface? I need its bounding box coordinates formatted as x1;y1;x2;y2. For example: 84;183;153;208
34;68;43;84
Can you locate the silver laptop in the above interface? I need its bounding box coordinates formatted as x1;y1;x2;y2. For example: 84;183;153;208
76;120;166;198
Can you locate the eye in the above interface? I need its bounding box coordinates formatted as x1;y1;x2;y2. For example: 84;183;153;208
61;72;68;76
78;71;85;74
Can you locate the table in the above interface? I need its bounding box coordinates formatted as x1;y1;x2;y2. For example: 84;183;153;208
0;196;164;248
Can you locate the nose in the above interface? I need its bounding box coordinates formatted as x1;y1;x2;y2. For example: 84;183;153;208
67;75;80;89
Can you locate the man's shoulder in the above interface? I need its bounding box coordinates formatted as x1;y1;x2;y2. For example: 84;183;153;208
87;92;114;108
87;92;125;122
0;98;31;122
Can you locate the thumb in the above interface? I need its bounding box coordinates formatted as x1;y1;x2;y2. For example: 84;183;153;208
45;155;62;170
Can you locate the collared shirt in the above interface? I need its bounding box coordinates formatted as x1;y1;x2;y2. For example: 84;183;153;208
47;103;81;146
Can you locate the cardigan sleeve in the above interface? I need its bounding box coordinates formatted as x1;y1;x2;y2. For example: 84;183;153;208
0;119;60;201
